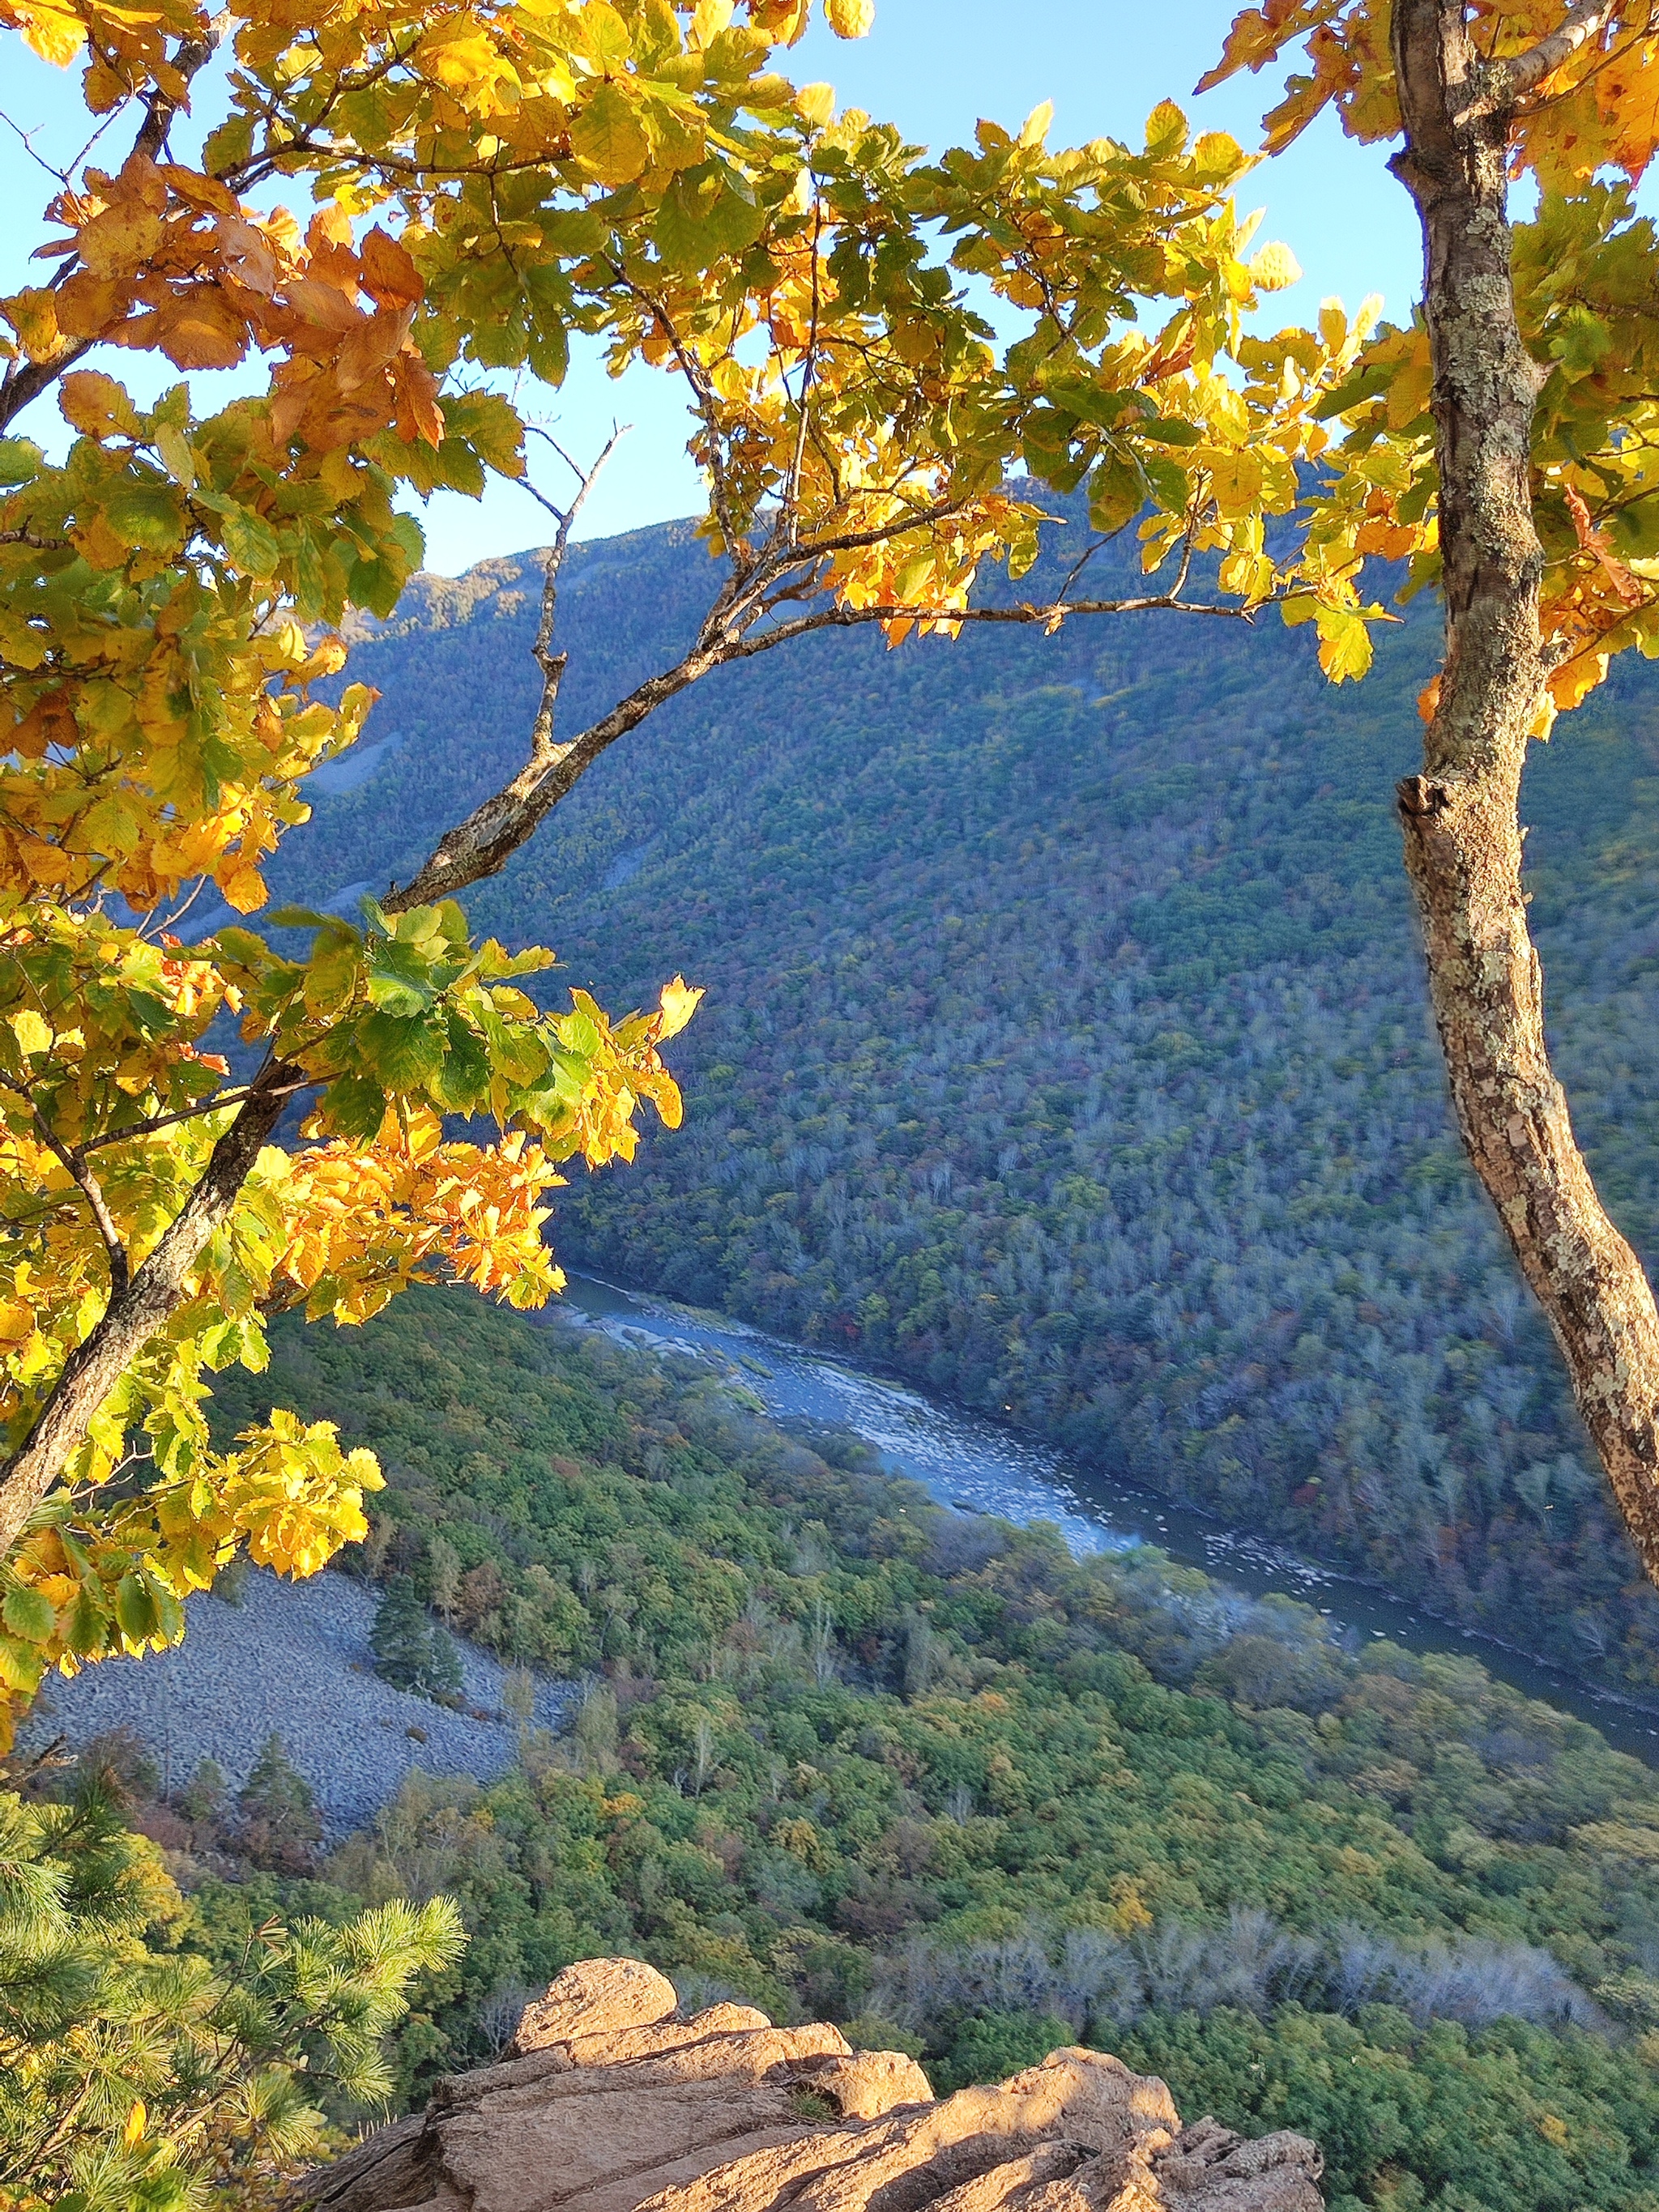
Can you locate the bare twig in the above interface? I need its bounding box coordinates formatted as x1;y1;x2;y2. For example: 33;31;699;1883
527;425;626;765
0;1733;68;1789
386;428;627;911
138;874;211;944
0;107;72;187
388;551;1253;914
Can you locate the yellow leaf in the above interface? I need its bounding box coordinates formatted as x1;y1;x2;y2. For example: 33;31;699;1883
1316;605;1375;683
13;0;84;65
570;83;650;185
3;287;63;363
1145;99;1188;158
1249;241;1302;293
122;2099;147;2148
825;0;874;36
221;864;268;914
657;975;705;1040
10;1008;51;1056
59;369;142;441
796;81;835;128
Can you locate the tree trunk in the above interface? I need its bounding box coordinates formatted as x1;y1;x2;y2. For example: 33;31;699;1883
0;1073;293;1562
1390;0;1659;1579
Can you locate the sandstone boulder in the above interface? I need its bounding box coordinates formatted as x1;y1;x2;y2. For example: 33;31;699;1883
297;1958;1322;2212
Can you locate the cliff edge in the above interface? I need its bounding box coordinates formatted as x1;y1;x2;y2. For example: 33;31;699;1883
299;1956;1324;2212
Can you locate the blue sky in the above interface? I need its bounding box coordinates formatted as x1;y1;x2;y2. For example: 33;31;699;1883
0;2;1421;572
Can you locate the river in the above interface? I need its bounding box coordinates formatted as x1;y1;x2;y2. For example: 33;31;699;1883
559;1272;1659;1765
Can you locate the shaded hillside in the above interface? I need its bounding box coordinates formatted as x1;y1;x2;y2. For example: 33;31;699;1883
276;510;1659;1687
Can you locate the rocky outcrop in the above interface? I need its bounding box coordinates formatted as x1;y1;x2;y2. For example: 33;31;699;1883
300;1958;1323;2212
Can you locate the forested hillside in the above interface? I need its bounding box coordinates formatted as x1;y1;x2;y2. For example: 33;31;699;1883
276;505;1659;1688
126;1287;1659;2212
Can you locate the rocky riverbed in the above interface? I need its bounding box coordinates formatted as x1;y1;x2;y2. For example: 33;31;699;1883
20;1567;574;1835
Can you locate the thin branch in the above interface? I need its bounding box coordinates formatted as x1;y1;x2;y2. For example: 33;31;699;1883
384;428;628;910
792;495;974;563
137;873;211;944
527;424;626;764
0;1047;299;1560
0;106;72;187
12;1095;130;1296
0;24;219;433
526;423;588;483
609;264;750;574
1464;0;1622;117
724;590;1257;658
386;570;1253;914
0;1733;67;1789
76;1075;318;1155
780;194;826;543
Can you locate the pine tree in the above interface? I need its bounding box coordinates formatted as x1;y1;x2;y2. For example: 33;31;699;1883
371;1576;463;1702
177;1756;227;1826
427;1624;464;1703
0;1778;462;2201
371;1576;436;1693
232;1735;322;1875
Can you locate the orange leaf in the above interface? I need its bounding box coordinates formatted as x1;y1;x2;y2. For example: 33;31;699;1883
144;289;250;371
391;352;445;447
359;228;424;309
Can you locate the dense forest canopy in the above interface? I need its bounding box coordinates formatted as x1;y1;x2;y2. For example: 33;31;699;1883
274;508;1659;1690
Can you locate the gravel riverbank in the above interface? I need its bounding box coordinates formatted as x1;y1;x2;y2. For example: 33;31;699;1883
20;1568;575;1836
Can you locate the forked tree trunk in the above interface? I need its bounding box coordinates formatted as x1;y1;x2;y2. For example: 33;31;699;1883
1390;0;1659;1579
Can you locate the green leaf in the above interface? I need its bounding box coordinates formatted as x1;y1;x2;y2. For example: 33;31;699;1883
210;927;272;966
102;481;185;552
571;82;650;185
268;906;343;931
433;1012;492;1110
357;1008;446;1089
0;437;44;487
1137;416;1203;447
322;1072;388;1142
2;1583;56;1643
655;171;720;272
216;501;282;577
366;970;432;1017
115;1571;161;1643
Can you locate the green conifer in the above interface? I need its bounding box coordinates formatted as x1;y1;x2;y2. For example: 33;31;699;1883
372;1575;463;1702
371;1575;437;1691
232;1734;322;1874
0;1777;462;2200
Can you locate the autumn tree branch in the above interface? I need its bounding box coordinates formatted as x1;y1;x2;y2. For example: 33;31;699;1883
1465;0;1624;118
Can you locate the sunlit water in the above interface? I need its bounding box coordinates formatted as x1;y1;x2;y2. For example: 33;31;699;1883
557;1272;1659;1764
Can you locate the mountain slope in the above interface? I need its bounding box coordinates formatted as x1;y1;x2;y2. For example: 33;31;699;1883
279;511;1659;1687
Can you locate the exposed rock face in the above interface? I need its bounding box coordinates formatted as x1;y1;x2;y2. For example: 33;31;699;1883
300;1958;1323;2212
